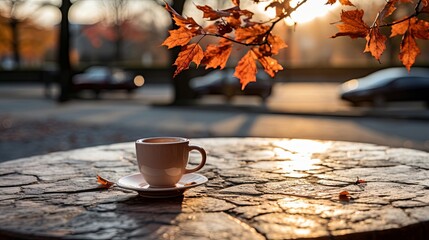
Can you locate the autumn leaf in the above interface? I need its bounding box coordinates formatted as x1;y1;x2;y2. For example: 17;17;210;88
203;38;232;69
235;24;270;44
196;5;230;20
326;0;336;4
364;27;387;61
173;43;204;77
411;19;429;39
165;2;201;33
390;19;409;37
355;177;366;185
234;50;257;90
267;34;288;55
258;55;283;77
97;175;114;189
339;190;351;202
400;31;420;71
378;1;397;23
332;9;369;39
162;28;195;49
390;18;428;70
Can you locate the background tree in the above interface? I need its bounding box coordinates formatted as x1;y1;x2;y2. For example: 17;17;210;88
102;0;128;63
0;1;56;68
0;0;28;68
57;0;72;102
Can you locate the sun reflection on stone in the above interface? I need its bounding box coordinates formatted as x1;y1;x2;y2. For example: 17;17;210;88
274;139;332;154
272;140;332;173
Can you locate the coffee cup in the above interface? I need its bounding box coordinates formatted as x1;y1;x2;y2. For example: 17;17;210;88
135;137;206;188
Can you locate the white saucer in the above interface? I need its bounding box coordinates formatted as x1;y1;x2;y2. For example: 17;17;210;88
117;173;208;198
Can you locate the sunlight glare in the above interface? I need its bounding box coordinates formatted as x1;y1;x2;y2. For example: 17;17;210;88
274;139;332;154
285;0;339;25
272;140;331;173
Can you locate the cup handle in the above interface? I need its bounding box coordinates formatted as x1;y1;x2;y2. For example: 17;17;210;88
185;145;206;174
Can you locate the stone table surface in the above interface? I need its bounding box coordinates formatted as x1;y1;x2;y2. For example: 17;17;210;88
1;138;429;240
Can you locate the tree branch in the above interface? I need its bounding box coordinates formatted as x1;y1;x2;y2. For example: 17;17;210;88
379;0;423;27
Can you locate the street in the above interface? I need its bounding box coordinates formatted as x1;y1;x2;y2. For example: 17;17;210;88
1;82;429;162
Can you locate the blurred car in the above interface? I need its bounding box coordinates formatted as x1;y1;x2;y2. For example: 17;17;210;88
340;67;429;107
72;66;144;97
190;69;273;102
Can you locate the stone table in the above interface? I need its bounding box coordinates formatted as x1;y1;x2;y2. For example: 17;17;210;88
1;138;429;239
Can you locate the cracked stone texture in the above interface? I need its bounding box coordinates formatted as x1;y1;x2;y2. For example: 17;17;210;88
0;138;429;239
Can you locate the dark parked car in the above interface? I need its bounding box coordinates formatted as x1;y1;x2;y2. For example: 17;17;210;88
72;66;144;97
340;67;429;107
190;69;273;102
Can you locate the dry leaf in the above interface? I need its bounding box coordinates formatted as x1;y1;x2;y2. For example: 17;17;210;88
203;38;232;69
400;31;420;71
355;177;366;185
339;190;351;202
364;27;387;61
196;5;230;20
97;175;114;189
173;43;204;77
235;24;270;44
258;55;283;77
162;28;195;49
331;10;369;39
234;50;257;90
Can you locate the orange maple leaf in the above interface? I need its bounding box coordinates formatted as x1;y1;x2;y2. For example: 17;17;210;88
234;50;257;90
235;24;270;44
162;28;195;49
203;38;232;69
258;55;283;77
267;34;288;55
400;31;420;71
165;2;201;33
390;18;428;70
326;0;336;4
97;175;114;189
196;5;230;20
173;43;204;77
364;27;387;61
332;9;369;39
411;19;429;40
226;16;242;29
378;1;397;23
390;19;409;37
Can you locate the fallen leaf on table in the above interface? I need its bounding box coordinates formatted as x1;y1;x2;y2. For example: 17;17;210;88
355;176;366;185
97;175;114;189
339;190;351;202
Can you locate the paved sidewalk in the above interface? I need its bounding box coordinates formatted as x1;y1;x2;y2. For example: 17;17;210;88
1;83;429;162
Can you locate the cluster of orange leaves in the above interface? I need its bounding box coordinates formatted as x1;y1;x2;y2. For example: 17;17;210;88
163;0;429;89
162;0;286;90
331;0;429;70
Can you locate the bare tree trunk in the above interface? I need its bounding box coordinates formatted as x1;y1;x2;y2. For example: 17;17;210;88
10;17;21;68
57;0;73;102
114;23;123;63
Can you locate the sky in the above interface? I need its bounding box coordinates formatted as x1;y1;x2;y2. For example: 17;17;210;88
1;0;170;28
